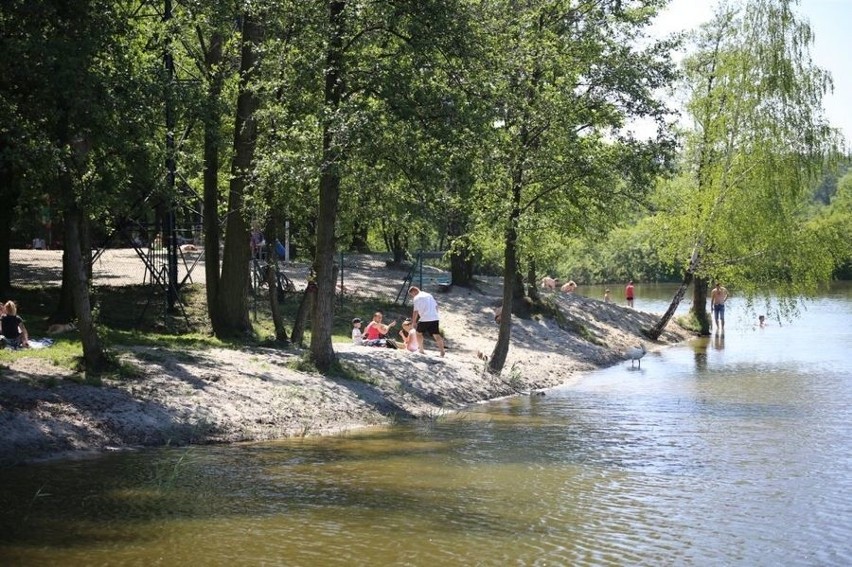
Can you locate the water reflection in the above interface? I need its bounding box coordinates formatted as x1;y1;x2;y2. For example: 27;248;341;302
691;336;709;371
1;284;850;566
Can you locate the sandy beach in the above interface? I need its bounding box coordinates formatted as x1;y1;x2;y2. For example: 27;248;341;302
0;250;692;466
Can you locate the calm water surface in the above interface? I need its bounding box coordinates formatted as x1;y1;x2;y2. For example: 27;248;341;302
1;285;850;566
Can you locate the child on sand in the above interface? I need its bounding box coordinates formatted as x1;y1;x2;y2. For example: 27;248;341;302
399;319;420;352
351;318;364;345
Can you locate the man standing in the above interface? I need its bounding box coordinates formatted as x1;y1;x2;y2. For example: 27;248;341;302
710;281;729;332
408;285;445;357
625;280;635;308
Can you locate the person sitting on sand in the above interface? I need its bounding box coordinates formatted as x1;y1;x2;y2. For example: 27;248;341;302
541;276;558;290
363;311;398;348
364;311;395;341
399;318;420;352
351;318;364;345
1;301;29;348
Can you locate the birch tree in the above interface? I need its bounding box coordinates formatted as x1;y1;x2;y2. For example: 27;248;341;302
647;0;842;339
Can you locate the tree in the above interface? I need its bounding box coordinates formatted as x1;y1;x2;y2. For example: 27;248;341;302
307;0;477;370
209;12;263;338
469;0;677;373
0;0;164;370
808;170;852;279
647;0;842;339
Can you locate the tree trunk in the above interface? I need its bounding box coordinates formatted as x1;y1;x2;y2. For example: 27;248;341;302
0;158;18;294
265;246;289;343
0;228;9;295
0;138;20;296
80;214;92;282
349;220;369;252
690;276;712;335
202;32;224;330
213;15;261;338
489;179;522;374
646;271;693;340
449;245;473;287
309;0;346;371
53;248;76;324
62;179;106;372
291;281;315;348
389;230;405;265
526;259;540;302
648;243;705;340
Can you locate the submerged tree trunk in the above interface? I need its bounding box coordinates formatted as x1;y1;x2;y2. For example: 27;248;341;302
691;275;711;335
647;272;693;340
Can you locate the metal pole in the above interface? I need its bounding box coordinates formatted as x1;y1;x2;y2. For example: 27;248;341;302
164;0;178;310
284;220;290;262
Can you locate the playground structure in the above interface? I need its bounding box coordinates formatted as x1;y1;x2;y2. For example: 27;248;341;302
91;218;202;329
396;251;452;306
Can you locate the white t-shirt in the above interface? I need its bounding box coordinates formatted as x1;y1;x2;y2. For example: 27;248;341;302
413;291;440;322
352;328;363;345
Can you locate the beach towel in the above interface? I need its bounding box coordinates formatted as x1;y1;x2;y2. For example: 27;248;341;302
28;338;55;349
4;337;55;349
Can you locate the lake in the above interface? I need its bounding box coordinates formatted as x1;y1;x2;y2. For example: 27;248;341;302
1;283;850;566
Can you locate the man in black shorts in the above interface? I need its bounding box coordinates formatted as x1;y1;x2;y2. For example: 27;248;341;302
408;286;445;357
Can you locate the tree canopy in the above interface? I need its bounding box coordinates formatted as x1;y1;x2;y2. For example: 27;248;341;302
0;0;847;372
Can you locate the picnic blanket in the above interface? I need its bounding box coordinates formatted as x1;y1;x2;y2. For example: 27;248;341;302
2;337;54;349
28;338;55;349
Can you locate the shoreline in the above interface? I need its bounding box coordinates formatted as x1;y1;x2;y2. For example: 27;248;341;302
0;252;693;467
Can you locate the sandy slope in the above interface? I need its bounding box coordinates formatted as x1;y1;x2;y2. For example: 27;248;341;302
0;253;691;466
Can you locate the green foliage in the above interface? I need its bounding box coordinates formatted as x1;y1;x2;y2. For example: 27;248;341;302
647;0;844;317
3;0;847;368
553;220;683;284
807;170;852;278
466;0;678;263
